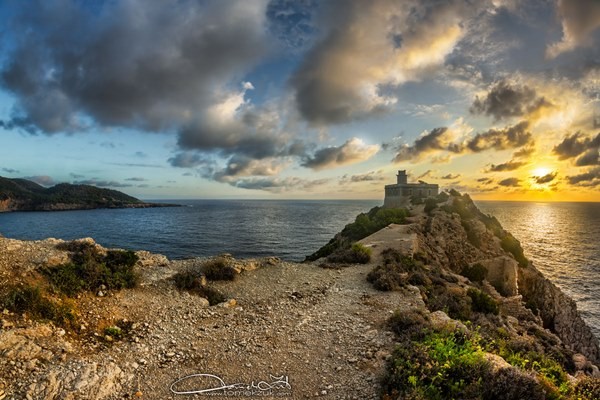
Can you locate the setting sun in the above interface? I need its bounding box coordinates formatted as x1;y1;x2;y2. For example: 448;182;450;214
532;167;552;177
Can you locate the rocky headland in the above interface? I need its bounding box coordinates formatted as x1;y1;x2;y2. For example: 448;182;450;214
0;192;598;399
0;176;178;212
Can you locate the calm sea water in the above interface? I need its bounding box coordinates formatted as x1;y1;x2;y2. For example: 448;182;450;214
0;199;598;337
477;201;600;338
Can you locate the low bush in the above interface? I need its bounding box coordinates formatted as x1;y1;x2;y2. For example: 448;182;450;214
367;250;419;291
574;377;600;400
388;309;430;339
382;330;490;399
0;285;78;328
42;243;139;296
500;235;528;267
424;198;438;214
467;288;499;315
425;284;472;321
482;367;546;400
202;258;237;281
172;269;227;305
327;243;372;264
461;263;487;282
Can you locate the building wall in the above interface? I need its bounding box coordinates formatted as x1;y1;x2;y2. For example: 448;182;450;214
384;183;439;208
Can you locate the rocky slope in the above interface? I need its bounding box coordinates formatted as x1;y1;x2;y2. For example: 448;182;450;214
0;192;598;399
0;176;177;212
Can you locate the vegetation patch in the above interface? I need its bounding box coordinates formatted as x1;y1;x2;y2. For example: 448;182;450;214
172;269;227;305
382;330;490;399
500;234;528;267
574;377;600;400
424;198;438;214
327;243;372;264
425;284;472;321
305;206;409;261
367;249;420;291
461;263;487;283
388;309;431;339
467;288;499;315
0;284;78;328
201;258;237;281
42;242;139;296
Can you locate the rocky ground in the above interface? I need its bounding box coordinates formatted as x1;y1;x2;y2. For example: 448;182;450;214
0;234;424;399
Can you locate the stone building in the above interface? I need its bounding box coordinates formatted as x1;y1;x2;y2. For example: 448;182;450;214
384;170;439;207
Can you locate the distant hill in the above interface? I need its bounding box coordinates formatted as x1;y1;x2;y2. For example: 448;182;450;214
0;176;176;212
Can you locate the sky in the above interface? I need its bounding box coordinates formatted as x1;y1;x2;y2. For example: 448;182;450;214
0;0;599;202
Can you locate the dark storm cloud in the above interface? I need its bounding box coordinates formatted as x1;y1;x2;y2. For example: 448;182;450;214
394;121;532;162
394;127;462;162
498;177;521;187
466;121;532;152
566;167;600;186
470;80;551;121
532;172;557;184
553;132;600;165
22;175;56;187
485;160;526;172
0;0;270;144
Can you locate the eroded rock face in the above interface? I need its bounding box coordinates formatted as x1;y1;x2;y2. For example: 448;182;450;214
412;199;600;364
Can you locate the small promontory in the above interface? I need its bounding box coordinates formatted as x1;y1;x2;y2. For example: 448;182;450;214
0;176;177;212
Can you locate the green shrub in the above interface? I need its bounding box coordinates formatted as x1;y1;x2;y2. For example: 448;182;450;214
0;285;78;328
388;309;430;339
500;235;528;267
483;367;546;400
327;243;371;264
424;198;438;214
382;330;490;399
425;285;472;321
436;192;450;203
104;325;123;340
461;220;482;248
367;250;419;291
172;269;227;305
305;206;409;261
467;288;499;315
43;242;139;296
461;263;487;282
575;377;600;400
202;258;237;281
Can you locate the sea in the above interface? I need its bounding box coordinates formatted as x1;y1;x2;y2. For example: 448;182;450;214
0;199;598;338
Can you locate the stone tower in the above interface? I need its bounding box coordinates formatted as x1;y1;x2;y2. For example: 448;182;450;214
396;170;408;185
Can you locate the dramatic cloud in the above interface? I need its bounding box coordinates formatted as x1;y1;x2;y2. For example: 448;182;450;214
292;0;484;125
394;127;462;162
553;132;600;165
498;177;521;187
394;121;533;162
302;138;379;170
212;157;289;182
22;175;56;187
0;0;271;144
466;121;533;152
547;0;600;58
470;80;550;121
339;170;386;184
231;176;329;192
566;167;600;186
485;160;526;172
532;172;558;184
